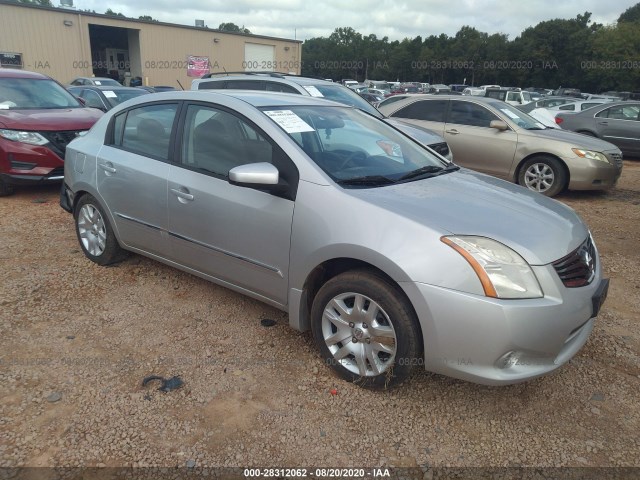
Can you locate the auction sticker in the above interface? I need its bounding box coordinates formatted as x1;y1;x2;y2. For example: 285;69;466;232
264;110;315;133
103;90;117;98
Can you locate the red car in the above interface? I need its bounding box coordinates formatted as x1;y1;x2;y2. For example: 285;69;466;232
0;69;103;196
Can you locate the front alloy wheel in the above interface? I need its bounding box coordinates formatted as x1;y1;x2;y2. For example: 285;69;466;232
518;156;566;197
321;292;397;377
311;270;421;389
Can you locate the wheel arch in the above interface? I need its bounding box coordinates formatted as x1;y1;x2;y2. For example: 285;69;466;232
292;258;423;352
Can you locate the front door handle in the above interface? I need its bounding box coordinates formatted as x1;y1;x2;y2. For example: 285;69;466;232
446;129;460;135
598;121;608;125
171;187;194;202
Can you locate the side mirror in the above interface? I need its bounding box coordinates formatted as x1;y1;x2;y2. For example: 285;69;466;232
490;120;509;131
75;96;87;106
229;162;279;186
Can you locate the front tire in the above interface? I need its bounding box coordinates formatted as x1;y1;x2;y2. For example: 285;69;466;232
0;179;14;197
311;270;421;389
518;156;566;197
74;194;126;265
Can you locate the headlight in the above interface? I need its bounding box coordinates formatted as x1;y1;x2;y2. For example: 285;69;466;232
571;148;608;163
0;129;49;146
442;236;543;299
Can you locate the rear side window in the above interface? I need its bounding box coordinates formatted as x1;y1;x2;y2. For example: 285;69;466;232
225;80;264;90
195;81;226;90
265;82;299;93
112;103;178;160
559;104;575;111
393;100;447;122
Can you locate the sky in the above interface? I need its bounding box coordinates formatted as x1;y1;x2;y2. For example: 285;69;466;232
73;0;639;41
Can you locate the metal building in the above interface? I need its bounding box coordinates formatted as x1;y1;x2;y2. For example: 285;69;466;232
0;0;302;88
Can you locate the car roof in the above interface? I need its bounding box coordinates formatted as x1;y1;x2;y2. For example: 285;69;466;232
0;68;50;79
117;90;348;109
196;73;335;88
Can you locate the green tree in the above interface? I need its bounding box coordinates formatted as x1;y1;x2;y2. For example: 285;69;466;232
218;22;251;34
138;15;158;22
618;2;640;22
104;8;126;17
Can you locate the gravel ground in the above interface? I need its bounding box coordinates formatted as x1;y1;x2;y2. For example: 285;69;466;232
1;162;639;473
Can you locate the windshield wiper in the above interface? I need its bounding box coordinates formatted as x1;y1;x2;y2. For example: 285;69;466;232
337;175;396;186
398;163;459;181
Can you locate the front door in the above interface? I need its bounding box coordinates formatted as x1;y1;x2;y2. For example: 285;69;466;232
167;103;296;304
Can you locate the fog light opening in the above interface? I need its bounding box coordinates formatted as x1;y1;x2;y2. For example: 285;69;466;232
496;350;522;370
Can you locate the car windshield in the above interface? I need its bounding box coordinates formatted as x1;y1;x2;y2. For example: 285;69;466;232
104;89;149;108
0;78;81;109
261;106;451;187
308;84;384;119
497;104;546;130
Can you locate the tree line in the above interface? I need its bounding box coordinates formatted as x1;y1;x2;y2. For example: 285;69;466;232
301;4;640;92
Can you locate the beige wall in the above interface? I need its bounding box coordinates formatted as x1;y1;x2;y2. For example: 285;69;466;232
0;2;301;87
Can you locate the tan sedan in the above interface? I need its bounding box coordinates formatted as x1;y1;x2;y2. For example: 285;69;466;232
379;95;623;196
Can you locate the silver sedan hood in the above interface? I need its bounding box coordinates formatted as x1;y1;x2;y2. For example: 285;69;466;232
349;169;588;265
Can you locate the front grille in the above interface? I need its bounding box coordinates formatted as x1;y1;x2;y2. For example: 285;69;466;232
610;152;623;168
39;130;84;160
430;142;450;157
553;236;596;288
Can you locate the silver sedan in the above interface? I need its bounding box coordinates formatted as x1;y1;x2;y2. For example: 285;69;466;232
61;91;609;388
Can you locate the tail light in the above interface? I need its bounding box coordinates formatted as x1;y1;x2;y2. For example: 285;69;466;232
555;116;563;125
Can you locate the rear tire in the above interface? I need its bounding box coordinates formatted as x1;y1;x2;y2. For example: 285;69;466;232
311;270;421;389
577;130;597;137
74;194;127;266
518;156;566;197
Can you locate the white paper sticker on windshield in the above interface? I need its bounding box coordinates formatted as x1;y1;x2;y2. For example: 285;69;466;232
94;81;102;85
500;108;520;120
303;86;324;97
264;110;315;133
103;90;117;98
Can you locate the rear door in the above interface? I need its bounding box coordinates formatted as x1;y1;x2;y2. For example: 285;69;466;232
443;100;518;179
97;102;180;257
595;104;640;155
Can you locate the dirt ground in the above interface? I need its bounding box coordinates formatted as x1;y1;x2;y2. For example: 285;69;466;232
1;161;639;474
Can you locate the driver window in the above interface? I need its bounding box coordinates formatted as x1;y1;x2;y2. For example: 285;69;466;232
449;102;499;127
83;90;105;110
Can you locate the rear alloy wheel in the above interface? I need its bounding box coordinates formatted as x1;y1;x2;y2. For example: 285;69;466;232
311;270;421;389
518;156;566;197
74;194;126;265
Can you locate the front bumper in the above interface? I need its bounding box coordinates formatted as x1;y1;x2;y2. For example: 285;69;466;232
563;149;623;190
0;138;65;186
403;262;606;385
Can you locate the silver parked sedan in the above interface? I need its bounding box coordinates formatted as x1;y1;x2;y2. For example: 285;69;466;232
556;102;640;157
60;91;609;389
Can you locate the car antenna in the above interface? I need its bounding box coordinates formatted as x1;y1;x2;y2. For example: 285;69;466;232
176;80;185;91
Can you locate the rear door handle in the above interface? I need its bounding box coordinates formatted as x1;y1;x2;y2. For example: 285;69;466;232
598;121;608;125
445;129;460;135
171;187;194;202
99;162;116;174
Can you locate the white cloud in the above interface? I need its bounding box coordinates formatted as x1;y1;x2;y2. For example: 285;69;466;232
76;0;638;41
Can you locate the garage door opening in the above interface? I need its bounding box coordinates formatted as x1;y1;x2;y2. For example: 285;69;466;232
88;24;141;83
244;43;275;72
